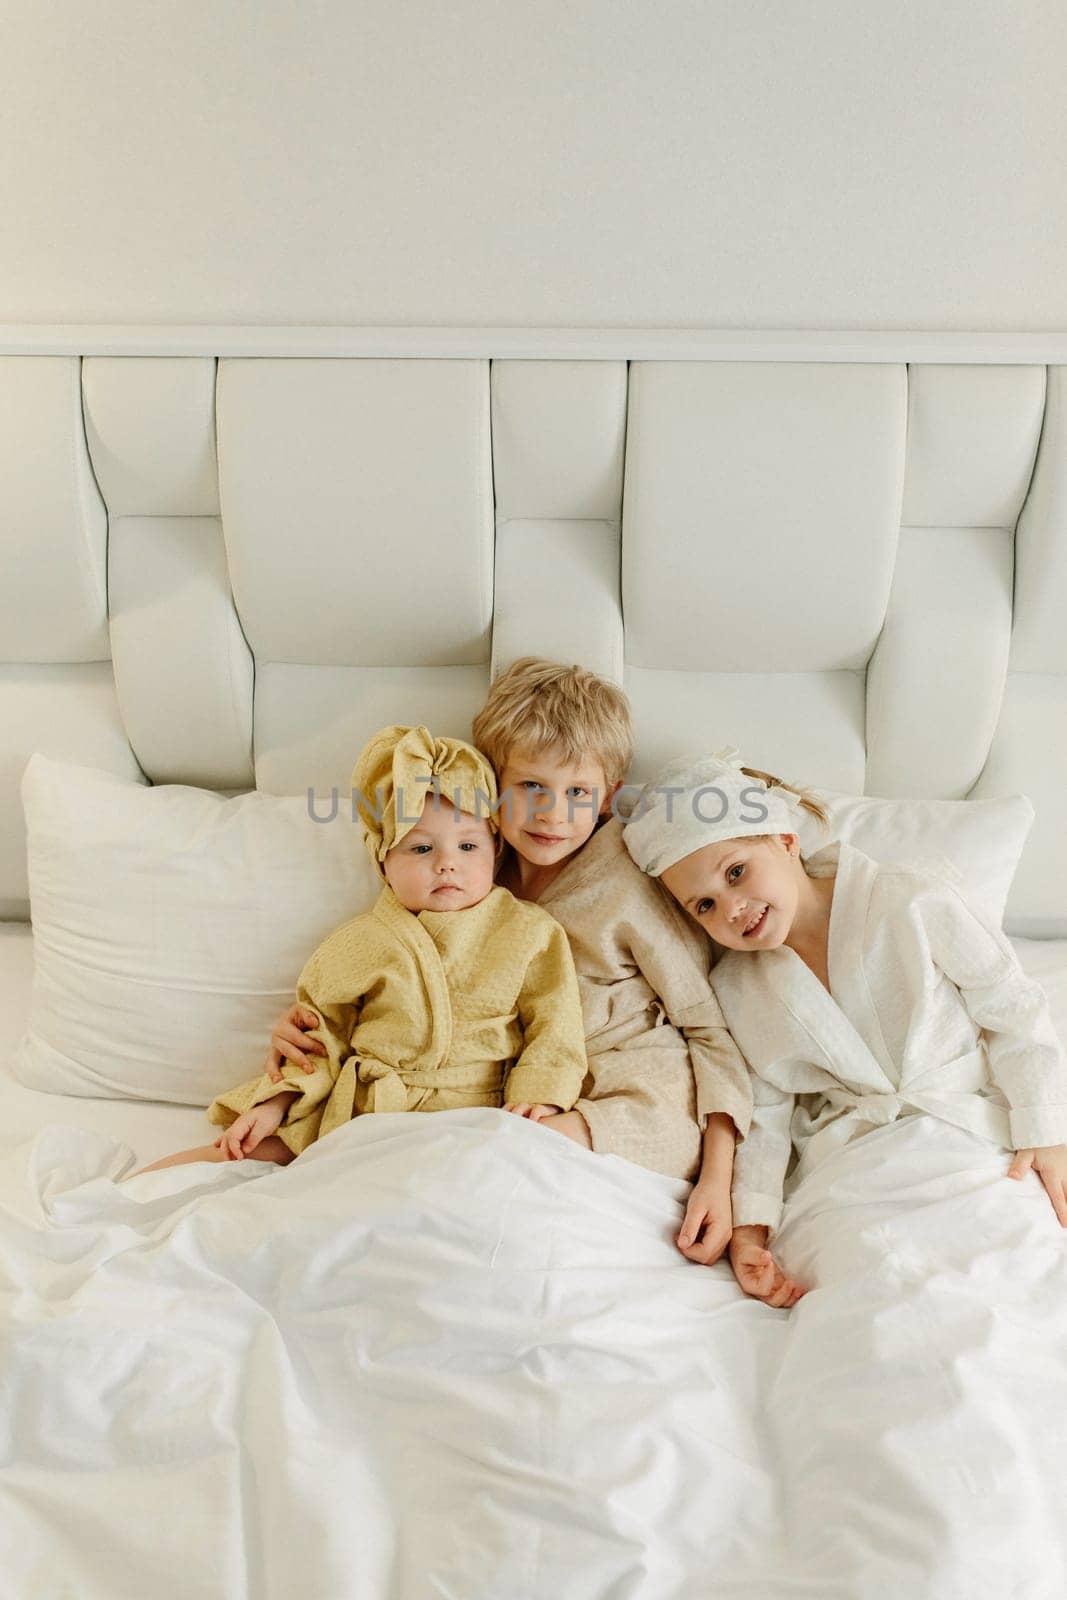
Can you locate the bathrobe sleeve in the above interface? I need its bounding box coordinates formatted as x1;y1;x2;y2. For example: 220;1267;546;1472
503;916;589;1111
206;922;367;1147
920;880;1067;1150
729;1074;795;1232
627;896;753;1140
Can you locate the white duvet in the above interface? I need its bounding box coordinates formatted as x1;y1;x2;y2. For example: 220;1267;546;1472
2;1107;1065;1600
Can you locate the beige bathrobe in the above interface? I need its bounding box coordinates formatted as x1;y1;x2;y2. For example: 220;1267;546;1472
536;817;753;1181
208;884;587;1156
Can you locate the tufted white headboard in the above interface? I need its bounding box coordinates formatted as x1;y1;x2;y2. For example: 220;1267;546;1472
1;328;1065;936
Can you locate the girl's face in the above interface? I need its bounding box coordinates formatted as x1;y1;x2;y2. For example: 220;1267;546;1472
660;833;804;951
383;796;496;913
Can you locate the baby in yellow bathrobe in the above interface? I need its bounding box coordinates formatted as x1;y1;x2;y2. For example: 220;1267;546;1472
133;725;588;1174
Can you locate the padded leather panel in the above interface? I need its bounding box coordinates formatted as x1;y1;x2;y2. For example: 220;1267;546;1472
253;663;491;795
865;528;1013;798
491;360;626;521
625;666;867;794
216;359;493;668
902;365;1044;529
107;517;254;787
622;362;907;673
491;520;622;683
82;357;220;517
0;357;108;665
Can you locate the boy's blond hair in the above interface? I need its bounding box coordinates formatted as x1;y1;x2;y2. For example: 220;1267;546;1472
472;657;633;790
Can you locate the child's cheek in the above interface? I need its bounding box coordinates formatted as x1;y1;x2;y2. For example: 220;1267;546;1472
515;800;536;832
497;808;520;841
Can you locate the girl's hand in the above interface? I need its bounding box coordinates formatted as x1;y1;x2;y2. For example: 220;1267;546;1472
264;1005;328;1083
1008;1144;1067;1226
213;1095;292;1161
729;1224;807;1308
677;1178;733;1266
504;1103;562;1122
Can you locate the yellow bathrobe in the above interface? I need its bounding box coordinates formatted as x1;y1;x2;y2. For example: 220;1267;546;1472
208;883;588;1155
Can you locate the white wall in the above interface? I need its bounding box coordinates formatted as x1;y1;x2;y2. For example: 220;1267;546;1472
1;0;1064;329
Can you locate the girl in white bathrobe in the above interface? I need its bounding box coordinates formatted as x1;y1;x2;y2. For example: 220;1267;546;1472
623;749;1067;1308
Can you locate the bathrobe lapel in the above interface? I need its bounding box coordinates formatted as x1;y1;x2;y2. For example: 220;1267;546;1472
822;841;901;1083
764;841;899;1098
372;886;453;1069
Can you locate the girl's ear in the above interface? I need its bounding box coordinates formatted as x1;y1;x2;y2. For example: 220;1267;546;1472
780;832;801;855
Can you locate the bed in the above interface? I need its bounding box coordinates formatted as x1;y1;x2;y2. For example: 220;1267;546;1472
2;329;1066;1600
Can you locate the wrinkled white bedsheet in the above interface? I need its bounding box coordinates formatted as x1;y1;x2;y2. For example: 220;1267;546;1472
2;1106;1065;1600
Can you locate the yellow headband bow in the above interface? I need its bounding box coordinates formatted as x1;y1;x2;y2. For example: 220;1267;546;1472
351;725;499;876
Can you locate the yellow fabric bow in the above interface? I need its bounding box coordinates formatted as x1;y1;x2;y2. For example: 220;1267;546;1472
351;725;499;874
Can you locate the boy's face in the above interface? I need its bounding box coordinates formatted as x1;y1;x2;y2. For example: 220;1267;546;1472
495;745;617;870
659;833;802;950
383;795;496;913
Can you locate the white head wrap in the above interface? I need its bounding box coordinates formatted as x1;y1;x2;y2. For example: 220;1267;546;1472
622;747;803;877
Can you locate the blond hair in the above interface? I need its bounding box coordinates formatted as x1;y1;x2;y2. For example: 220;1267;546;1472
472;657;633;789
739;765;829;828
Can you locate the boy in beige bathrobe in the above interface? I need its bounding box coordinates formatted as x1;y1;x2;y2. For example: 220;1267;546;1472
268;661;753;1267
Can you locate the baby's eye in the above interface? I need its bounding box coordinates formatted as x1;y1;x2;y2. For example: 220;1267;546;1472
727;863;744;883
697;898;713;915
411;844;432;854
459;841;479;851
566;786;588;799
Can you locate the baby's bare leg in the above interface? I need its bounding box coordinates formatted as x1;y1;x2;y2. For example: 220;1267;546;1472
538;1110;593;1150
130;1135;295;1178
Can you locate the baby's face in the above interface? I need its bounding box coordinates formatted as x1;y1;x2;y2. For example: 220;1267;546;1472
660;833;803;951
383;796;496;913
495;744;615;870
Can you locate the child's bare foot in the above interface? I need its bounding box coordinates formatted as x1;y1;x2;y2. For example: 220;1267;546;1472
130;1136;295;1178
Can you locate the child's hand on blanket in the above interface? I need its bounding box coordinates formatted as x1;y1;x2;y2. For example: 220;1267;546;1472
214;1094;296;1160
729;1225;806;1309
264;1005;329;1082
504;1103;563;1122
677;1177;733;1266
1008;1144;1067;1226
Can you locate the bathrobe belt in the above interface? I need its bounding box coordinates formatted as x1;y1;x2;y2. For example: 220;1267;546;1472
810;1048;1010;1157
350;1055;506;1114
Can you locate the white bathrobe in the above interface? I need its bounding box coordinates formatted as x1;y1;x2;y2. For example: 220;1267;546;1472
713;840;1067;1231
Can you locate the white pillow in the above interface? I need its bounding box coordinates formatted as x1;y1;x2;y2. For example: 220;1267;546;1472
14;754;380;1106
796;790;1034;928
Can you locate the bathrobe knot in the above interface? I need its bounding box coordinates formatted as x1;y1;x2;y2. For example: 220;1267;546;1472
852;1092;903;1127
354;1057;413;1113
